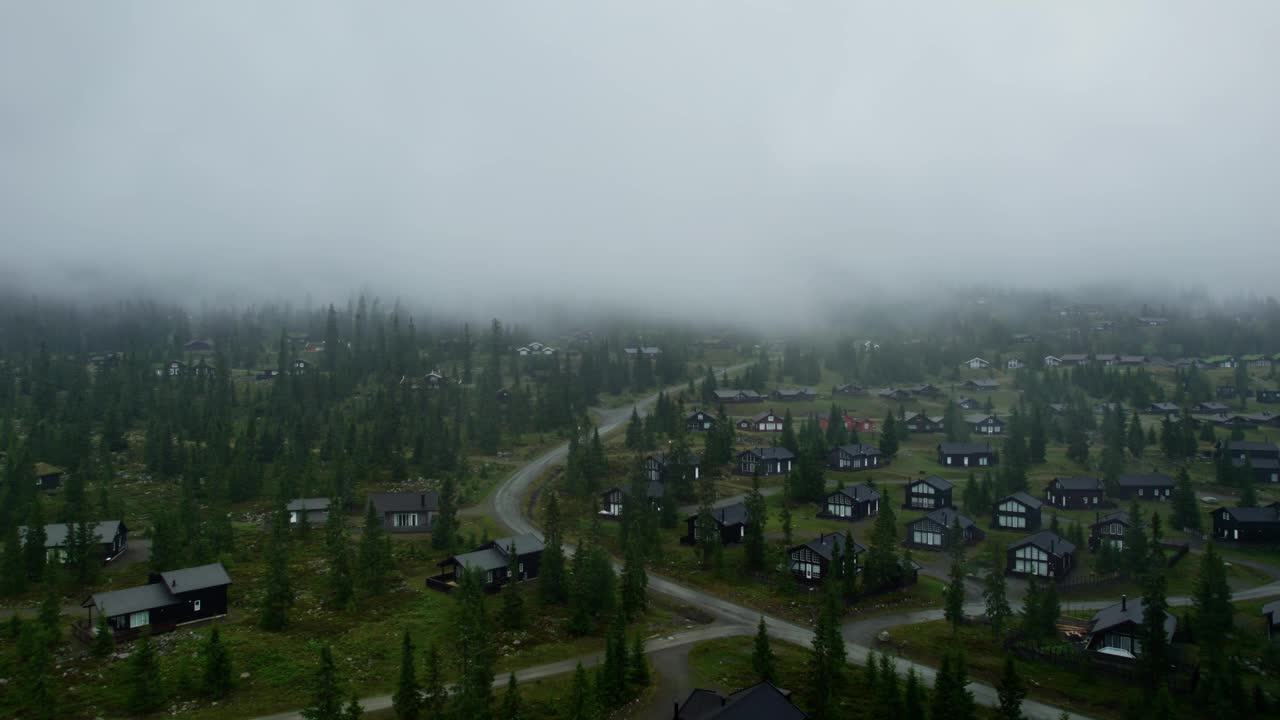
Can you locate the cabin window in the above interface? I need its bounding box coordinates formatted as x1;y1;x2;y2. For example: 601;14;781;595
912;528;943;546
978;457;989;466
393;513;420;528
1014;546;1050;576
1092;496;1098;505
793;558;822;579
1138;489;1144;497
290;511;300;524
194;600;202;612
998;514;1026;529
129;610;150;629
831;502;852;518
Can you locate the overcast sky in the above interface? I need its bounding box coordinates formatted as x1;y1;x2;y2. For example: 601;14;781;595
2;2;1278;320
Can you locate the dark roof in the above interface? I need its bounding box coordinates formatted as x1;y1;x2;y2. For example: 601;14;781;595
687;408;714;419
1052;476;1103;491
20;520;125;548
774;387;814;396
286;498;332;512
966;379;1000;388
160;563;232;593
676;683;806;720
1014;530;1075;557
690;502;750;527
1116;474;1174;489
742;447;795;461
649;453;701;467
605;480;665;500
999;491;1042;510
1091;511;1131;528
714;389;761;399
964;413;1000;424
750;409;781;422
911;475;953;491
1146;402;1179;411
87;583;180;618
937;442;994;455
368;491;440;513
835;443;880;457
1089;598;1177;642
791;532;865;562
447;533;545;573
1218;506;1280;523
831;483;880;503
915;508;977;531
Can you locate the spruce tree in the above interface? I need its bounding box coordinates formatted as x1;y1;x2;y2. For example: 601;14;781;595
128;633;166;715
453;568;495;720
865;500;901;592
752;616;777;683
983;543;1011;637
876;653;901;720
1140;564;1170;692
500;673;522;720
944;520;966;634
1021;576;1044;642
502;542;525;630
879;413;899;459
1;524;27;597
1193;543;1234;706
432;474;458;551
91;612;115;658
260;516;294;631
539;491;567;604
743;471;767;572
201;626;233;700
302;645;345;720
325;503;355;609
902;667;925;720
620;532;647;621
421;644;446;714
567;661;596;720
38;578;62;642
23;497;47;582
807;583;846;720
996;656;1026;720
19;625;58;720
1171;466;1201;531
344;694;363;720
358;501;393;596
392;630;420;720
628;634;650;688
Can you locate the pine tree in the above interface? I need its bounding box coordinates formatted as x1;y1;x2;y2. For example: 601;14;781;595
567;662;595;720
38;578;62;642
128;633;166;715
392;630;420;720
865;500;902;593
628;633;650;688
944;520;967;634
752;616;777;683
539;491;568;604
421;644;446;715
1140;564;1170;692
743;471;767;572
807;583;847;720
432;473;458;551
902;667;925;720
502;549;525;631
879;413;899;459
358;501;393;596
500;673;522;720
302;645;345;720
260;515;294;631
1193;543;1234;706
453;568;495;720
983;543;1012;637
19;625;58;720
875;653;901;720
1171;466;1201;531
1;524;27;597
620;531;647;621
996;656;1026;720
91;612;115;658
325;503;355;609
23;497;47;582
1022;576;1045;643
201;626;233;700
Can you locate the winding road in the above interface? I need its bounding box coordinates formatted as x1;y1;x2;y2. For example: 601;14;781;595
255;375;1280;720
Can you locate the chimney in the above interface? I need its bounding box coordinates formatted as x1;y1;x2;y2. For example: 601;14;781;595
673;701;679;720
1121;594;1127;611
171;579;177;589
421;494;426;508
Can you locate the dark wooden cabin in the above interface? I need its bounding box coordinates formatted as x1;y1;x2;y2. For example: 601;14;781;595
1089;511;1131;551
1045;476;1104;510
787;532;865;584
1213;503;1280;543
904;476;953;510
991;492;1042;531
367;492;439;533
20;520;128;564
936;442;997;469
1006;531;1075;580
433;534;544;591
904;508;984;551
735;447;795;476
81;563;231;642
819;483;880;521
1113;474;1174;501
674;682;808;720
1085;596;1177;658
826;443;882;472
683;502;750;545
